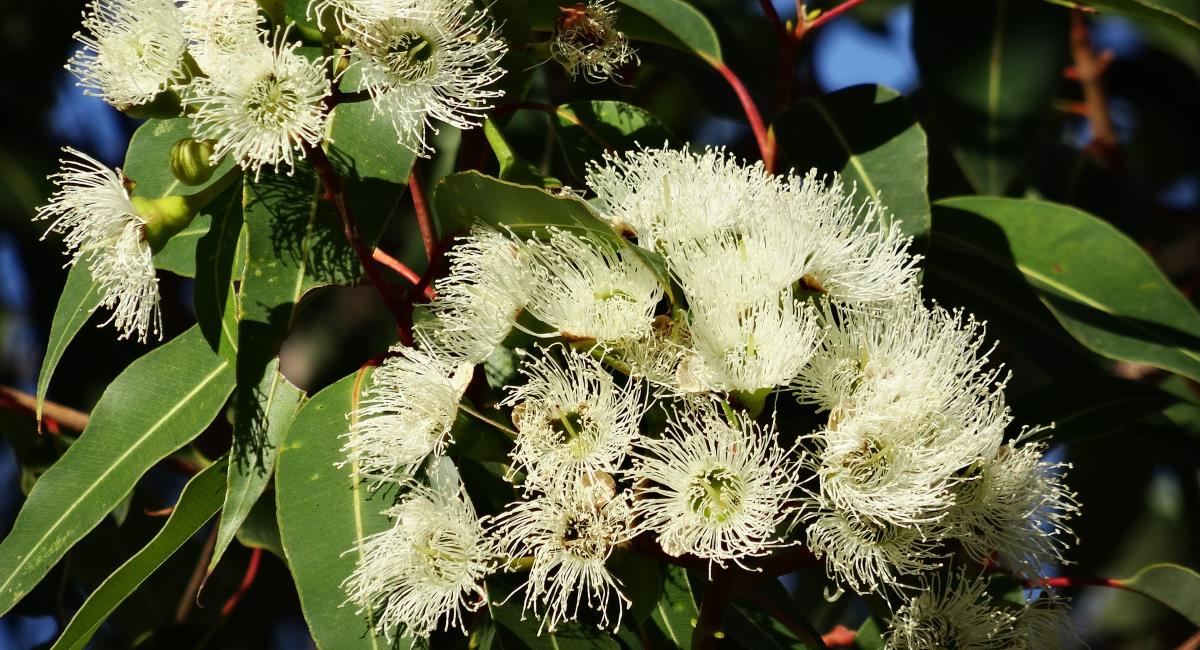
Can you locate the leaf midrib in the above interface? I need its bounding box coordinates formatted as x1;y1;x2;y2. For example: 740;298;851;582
0;360;229;600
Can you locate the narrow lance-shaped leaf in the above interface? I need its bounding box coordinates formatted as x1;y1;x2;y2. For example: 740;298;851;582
0;326;234;615
933;196;1200;382
1114;563;1200;627
35;261;101;421
51;457;229;650
648;565;698;648
209;360;304;573
276;369;396;649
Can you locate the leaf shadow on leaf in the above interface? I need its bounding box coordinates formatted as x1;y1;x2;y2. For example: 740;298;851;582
243;165;359;285
936;207;1200;358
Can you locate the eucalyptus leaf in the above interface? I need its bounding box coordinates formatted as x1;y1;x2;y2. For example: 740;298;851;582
1010;376;1181;443
51;457;228;650
276;369;398;649
775;85;931;243
0;326;234;615
933;196;1200;382
35;261;101;421
123;117;236;200
554;100;674;183
1115;563;1200;627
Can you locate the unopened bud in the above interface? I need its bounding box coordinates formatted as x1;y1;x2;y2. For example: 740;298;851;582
169;138;218;186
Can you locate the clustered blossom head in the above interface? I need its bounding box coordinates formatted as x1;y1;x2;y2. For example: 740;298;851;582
314;0;507;154
328;146;1079;642
37;149;161;342
551;1;638;83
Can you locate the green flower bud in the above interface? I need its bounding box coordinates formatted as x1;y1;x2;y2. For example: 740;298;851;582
131;195;195;252
169;138;218;186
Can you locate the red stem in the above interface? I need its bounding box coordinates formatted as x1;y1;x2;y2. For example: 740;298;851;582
798;0;867;35
1031;576;1122;589
706;57;775;174
221;549;262;617
757;0;790;45
409;164;436;262
307;145;413;346
372;248;435;300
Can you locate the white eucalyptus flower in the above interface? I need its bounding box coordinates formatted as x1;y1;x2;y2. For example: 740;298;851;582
685;291;821;395
329;0;507;154
950;437;1079;579
502;345;645;491
551;1;638;83
1013;595;1075;649
886;570;1018;650
631;403;800;568
489;485;633;633
344;345;473;483
585;147;776;246
779;170;919;305
420;227;530;363
68;0;188;109
182;28;330;177
523;229;663;343
343;478;493;640
802;507;946;594
37;148;161;342
179;0;263;70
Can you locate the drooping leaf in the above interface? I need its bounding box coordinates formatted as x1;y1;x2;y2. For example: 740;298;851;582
0;326;234;615
912;0;1067;194
209;360;304;573
1010;376;1182;443
193;186;244;361
50;457;228;650
648;565;698;648
35;261;101;421
276;369;396;649
854;617;885;649
553;100;675;183
775;85;931;243
123;117;236;200
235;493;285;560
432;171;674;303
933;196;1200;382
1116;563;1200;627
488;590;621;649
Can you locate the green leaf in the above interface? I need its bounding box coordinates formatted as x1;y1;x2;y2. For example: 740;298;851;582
235;493;285;560
50;457;229;650
193;186;244;361
432;171;674;303
152;213;210;277
933;196;1200;382
1054;0;1200;37
554;100;675;183
209;360;304;573
488;593;620;649
1116;563;1200;627
912;0;1067;194
609;551;663;624
616;0;723;61
0;326;234;615
124;118;236;200
775;85;931;243
648;565;698;648
326;99;417;185
35;261;101;421
276;369;394;649
854;617;885;649
1010;376;1181;444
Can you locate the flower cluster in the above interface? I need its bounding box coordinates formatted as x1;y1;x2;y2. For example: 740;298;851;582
341;146;1079;646
45;0;508;339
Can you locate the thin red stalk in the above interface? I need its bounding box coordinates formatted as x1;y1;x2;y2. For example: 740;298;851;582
706;57;774;173
822;624;857;647
0;385;90;433
408;164;436;262
372;248;435;300
307;145;413;346
798;0;867;35
221;549;263;617
1031;576;1122;590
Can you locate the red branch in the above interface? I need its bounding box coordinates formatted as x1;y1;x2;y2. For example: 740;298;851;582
1030;576;1122;590
221;549;263;617
371;248;435;300
799;0;867;35
706;56;775;174
307;145;413;346
822;624;857;647
409;164;436;262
